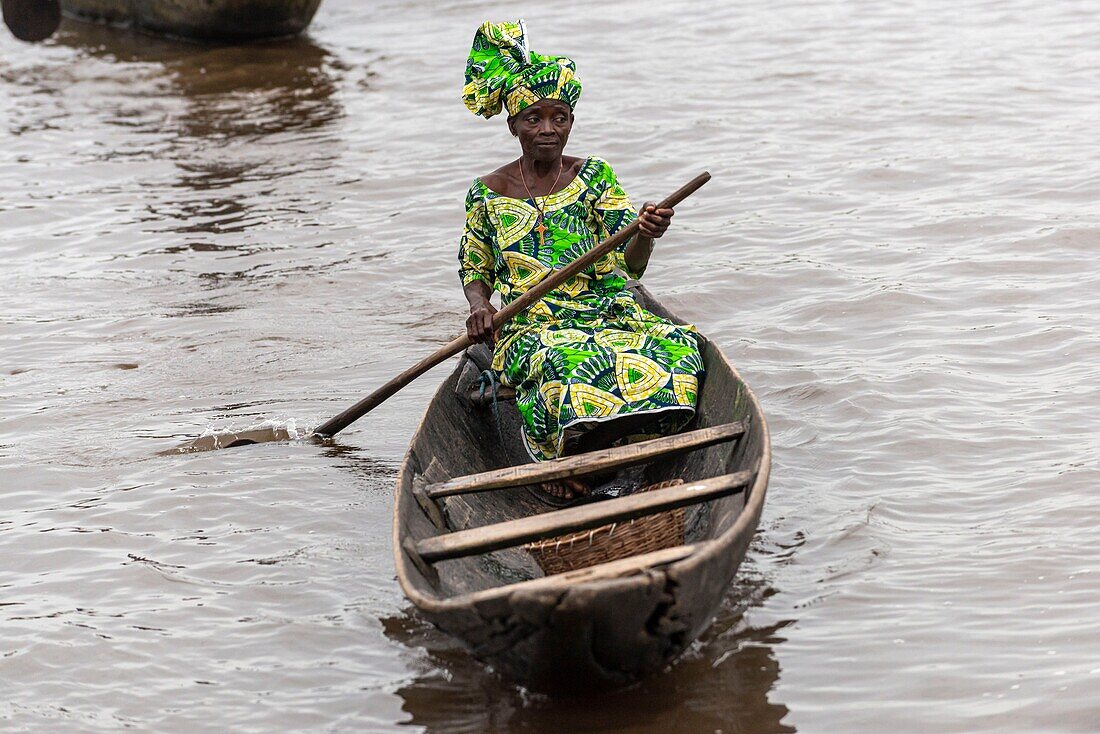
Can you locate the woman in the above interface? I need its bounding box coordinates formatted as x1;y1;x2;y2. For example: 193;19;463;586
459;20;704;500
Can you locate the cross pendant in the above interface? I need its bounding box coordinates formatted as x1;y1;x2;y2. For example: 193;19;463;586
535;217;548;247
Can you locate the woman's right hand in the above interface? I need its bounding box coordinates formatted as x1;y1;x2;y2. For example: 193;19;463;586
466;302;498;346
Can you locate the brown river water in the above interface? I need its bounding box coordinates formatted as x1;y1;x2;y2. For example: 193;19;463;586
2;1;1098;731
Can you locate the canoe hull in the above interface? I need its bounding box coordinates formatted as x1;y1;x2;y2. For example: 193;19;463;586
61;0;322;40
394;284;771;692
417;504;765;691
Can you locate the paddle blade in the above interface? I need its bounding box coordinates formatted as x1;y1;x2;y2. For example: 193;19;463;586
2;0;61;42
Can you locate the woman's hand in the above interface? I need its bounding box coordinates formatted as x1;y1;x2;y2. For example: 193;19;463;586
623;202;672;276
463;280;498;346
637;202;675;239
466;301;498;346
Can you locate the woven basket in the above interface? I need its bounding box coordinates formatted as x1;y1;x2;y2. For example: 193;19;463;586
525;479;686;576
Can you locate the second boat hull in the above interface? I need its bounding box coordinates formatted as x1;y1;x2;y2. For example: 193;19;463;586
61;0;323;40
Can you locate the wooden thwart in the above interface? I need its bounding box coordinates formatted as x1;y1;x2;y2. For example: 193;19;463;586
414;470;752;564
426;421;746;500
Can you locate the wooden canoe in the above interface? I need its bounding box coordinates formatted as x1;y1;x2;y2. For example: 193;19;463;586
394;283;771;692
60;0;322;40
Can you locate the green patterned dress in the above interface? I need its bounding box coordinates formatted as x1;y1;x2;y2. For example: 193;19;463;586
459;156;704;461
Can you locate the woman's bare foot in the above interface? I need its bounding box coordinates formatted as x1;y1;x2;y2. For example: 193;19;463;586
539;478;589;501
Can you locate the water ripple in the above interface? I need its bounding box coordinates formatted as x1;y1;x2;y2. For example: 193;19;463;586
2;0;1099;732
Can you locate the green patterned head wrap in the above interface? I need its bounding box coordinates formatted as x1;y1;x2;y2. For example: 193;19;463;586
463;20;583;120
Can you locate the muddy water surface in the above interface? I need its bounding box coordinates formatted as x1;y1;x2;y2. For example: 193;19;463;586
2;1;1098;731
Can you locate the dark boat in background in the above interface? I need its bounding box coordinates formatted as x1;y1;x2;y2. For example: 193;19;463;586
61;0;322;40
394;283;771;692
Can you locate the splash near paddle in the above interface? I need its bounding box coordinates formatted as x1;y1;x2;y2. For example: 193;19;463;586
171;423;301;454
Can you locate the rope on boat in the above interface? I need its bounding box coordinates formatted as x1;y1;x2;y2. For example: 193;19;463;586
477;369;507;448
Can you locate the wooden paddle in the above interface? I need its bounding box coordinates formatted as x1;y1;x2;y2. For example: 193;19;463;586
2;0;61;42
311;171;711;439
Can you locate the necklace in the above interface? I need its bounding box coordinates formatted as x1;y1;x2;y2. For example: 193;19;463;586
519;157;564;249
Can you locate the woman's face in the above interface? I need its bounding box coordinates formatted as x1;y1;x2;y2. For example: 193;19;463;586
509;100;573;162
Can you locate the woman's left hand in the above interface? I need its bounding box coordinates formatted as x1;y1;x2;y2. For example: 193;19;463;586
637;202;674;239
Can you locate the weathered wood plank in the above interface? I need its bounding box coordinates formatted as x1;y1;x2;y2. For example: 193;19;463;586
417;471;752;564
426;421;746;500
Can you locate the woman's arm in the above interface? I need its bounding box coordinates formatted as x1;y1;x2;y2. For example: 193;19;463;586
623;202;674;276
463;280;498;346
